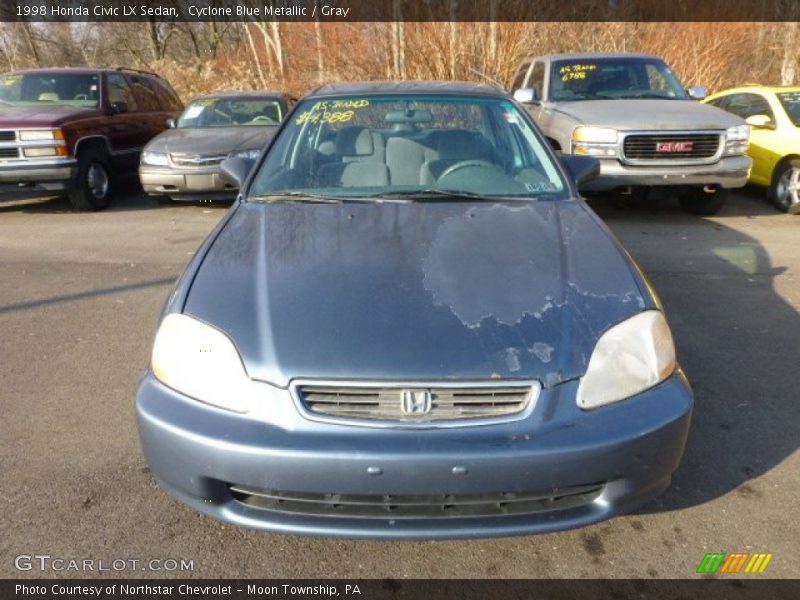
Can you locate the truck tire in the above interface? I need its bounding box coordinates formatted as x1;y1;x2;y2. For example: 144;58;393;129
769;159;800;214
679;187;727;216
68;149;111;211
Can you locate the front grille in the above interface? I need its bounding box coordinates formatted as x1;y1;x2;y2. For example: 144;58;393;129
0;130;16;142
0;147;19;158
228;483;604;519
169;153;226;168
297;384;535;423
622;133;721;161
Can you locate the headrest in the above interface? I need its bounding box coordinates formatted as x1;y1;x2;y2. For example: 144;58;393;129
334;127;374;156
437;130;489;160
38;92;59;102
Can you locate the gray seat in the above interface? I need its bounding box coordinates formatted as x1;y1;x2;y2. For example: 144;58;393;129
318;127;389;187
385;137;436;186
421;130;496;184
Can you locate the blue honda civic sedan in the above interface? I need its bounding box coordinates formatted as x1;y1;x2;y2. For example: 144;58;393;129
135;82;692;539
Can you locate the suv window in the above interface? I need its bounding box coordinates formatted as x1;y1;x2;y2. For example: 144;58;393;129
149;77;183;111
511;63;530;90
106;73;138;111
529;62;545;99
725;93;774;120
131;76;160;112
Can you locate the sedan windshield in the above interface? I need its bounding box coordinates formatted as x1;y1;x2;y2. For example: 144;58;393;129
550;57;688;102
178;97;283;127
0;73;100;108
248;94;565;200
777;91;800;127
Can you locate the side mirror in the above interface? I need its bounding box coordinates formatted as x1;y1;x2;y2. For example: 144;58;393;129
745;114;776;130
513;87;540;104
686;85;708;100
109;101;128;114
219;156;255;188
165;118;176;129
561;154;600;189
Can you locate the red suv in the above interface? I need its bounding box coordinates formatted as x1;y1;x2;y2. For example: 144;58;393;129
0;67;183;210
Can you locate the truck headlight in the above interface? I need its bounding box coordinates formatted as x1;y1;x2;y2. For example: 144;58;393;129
724;124;749;156
571;127;618;157
19;128;64;142
576;311;676;410
141;150;169;167
151;313;262;413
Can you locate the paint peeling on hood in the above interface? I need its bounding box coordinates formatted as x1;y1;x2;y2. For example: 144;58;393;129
183;199;654;388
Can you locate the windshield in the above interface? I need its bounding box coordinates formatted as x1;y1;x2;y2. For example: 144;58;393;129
777;91;800;127
550;57;688;102
177;97;283;128
0;73;100;108
248;94;565;200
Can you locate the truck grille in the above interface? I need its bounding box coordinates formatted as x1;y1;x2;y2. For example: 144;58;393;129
0;147;19;158
228;483;604;519
622;133;721;161
296;383;536;424
0;131;16;142
169;153;227;168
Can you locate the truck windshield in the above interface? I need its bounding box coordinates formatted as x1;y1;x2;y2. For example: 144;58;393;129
0;73;100;108
177;97;283;127
550;57;688;102
248;94;566;201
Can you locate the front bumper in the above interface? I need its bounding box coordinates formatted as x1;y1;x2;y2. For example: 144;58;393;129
582;155;751;192
139;166;237;200
136;370;693;540
0;158;78;195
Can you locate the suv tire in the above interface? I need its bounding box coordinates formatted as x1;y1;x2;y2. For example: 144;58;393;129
679;187;727;216
68;149;112;211
769;159;800;214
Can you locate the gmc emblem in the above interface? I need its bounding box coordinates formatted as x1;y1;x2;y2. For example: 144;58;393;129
656;141;694;153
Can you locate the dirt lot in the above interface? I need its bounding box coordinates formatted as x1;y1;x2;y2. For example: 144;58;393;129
1;186;797;578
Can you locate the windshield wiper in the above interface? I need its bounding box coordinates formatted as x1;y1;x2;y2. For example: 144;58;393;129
248;192;345;204
363;189;538;202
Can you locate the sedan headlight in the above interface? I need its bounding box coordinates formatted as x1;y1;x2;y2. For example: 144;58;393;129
151;313;260;413
724;124;749;156
141;150;169;167
571;127;619;157
230;148;261;160
576;310;676;410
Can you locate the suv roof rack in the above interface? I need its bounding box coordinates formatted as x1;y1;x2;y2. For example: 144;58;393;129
114;67;161;79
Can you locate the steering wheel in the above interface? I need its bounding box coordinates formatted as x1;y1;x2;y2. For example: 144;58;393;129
250;115;276;124
438;160;496;180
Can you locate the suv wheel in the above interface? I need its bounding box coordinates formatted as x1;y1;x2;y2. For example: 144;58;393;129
770;159;800;214
68;149;111;211
679;187;727;216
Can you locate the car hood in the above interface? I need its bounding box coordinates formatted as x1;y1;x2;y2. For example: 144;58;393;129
183;200;651;388
553;99;744;130
0;103;102;127
146;126;276;155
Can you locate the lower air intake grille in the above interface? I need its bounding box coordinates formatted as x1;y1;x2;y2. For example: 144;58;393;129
228;483;604;519
296;383;536;423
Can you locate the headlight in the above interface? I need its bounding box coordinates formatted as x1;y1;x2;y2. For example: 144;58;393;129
24;147;65;157
571;127;618;157
19;129;64;142
151;313;261;413
576;310;676;410
724;124;749;156
141;150;169;167
231;148;261;160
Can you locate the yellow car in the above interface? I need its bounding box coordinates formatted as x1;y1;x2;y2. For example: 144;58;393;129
704;85;800;214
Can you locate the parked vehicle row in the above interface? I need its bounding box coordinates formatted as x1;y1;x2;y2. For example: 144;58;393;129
1;55;799;215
